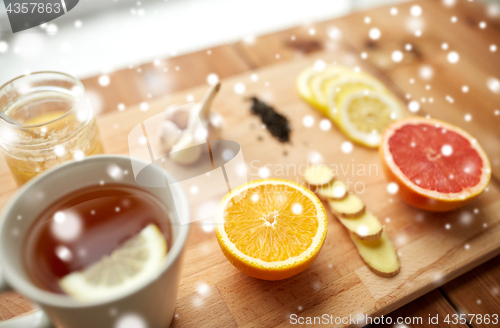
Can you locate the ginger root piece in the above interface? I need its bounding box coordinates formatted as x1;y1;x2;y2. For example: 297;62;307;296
337;211;383;241
328;193;365;218
304;165;334;187
317;180;347;200
350;231;400;277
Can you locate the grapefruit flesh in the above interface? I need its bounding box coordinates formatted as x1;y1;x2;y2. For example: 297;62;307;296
380;117;491;212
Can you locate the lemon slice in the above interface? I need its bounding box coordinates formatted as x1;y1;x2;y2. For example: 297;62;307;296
297;66;322;105
309;66;347;114
60;224;167;302
337;90;403;147
325;74;387;122
215;179;327;281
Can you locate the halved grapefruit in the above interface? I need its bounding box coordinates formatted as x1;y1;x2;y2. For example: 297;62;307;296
380;117;491;212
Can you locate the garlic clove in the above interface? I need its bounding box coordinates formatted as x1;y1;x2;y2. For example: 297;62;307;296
159;120;181;152
169;132;203;165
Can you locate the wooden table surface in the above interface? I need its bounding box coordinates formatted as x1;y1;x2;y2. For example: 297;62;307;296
1;0;500;327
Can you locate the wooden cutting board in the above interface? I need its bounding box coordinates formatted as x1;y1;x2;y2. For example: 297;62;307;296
1;3;500;327
102;56;500;328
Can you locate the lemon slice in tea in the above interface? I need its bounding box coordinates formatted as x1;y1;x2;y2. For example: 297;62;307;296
60;224;167;302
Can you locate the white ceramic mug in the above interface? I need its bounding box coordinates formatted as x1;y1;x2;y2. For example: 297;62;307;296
0;155;190;328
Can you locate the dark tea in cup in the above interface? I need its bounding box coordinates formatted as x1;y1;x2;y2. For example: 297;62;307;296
22;183;172;300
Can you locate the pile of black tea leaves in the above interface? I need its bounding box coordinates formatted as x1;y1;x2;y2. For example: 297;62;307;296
248;97;291;143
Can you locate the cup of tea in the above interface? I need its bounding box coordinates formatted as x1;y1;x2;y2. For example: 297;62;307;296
0;155;190;328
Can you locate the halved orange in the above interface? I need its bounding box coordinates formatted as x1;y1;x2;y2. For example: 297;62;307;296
380;117;491;212
215;179;327;280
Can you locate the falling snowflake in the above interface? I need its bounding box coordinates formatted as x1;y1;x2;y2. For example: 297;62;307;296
302;115;314;127
341;141;353;153
56;245;72;262
490;44;497;52
314;60;326;71
327;26;342;41
114;314;147;328
197;282;210;296
292;203;303;214
410;5;422;17
460;211;473;225
447;51;459;64
74;20;82;28
364;16;371;24
319;119;331;131
46;23;58;35
206;73;219;85
419;65;434;79
107;164;124;180
243;35;255;44
408;101;420;113
54;145;66;156
391;50;403;62
461;85;469;93
479;21;487;29
139;102;149;111
233;83;246;94
0;41;8;53
258;167;270;178
308;151;323;164
441;144;453;156
368;28;381;40
387;182;399;194
390;7;398;15
487;77;500;93
99;75;110;87
441;43;449;50
443;0;456;7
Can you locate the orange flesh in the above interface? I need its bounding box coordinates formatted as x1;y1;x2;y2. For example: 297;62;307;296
388;123;482;193
223;184;319;262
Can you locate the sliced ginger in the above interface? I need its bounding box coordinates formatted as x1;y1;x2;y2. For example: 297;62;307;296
337;211;383;241
301;165;399;278
304;165;334;187
317;180;347;200
350;231;400;277
328;193;365;218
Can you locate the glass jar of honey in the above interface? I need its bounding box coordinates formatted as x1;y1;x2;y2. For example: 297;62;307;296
0;72;103;186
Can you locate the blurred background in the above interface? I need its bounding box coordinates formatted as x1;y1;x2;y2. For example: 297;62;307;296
0;0;417;82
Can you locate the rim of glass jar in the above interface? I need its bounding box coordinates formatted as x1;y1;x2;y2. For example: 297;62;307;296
0;71;86;129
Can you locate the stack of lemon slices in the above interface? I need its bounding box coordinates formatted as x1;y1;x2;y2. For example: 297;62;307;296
297;64;405;148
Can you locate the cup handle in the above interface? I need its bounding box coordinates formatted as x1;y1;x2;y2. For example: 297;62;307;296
0;266;54;328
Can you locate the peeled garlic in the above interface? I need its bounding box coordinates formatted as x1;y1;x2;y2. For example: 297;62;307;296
159;120;181;151
167;107;223;165
169;132;203;165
